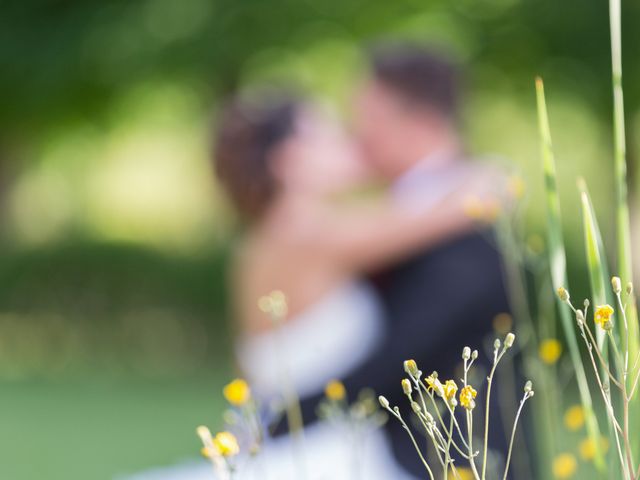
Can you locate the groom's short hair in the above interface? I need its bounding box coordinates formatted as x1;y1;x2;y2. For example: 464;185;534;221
369;43;460;119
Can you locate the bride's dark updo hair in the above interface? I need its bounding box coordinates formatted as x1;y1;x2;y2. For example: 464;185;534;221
214;94;299;220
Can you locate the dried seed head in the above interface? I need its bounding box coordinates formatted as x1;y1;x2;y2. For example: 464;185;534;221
612;276;622;294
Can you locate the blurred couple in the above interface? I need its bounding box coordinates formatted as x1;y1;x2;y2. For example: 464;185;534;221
214;44;512;479
131;43;512;480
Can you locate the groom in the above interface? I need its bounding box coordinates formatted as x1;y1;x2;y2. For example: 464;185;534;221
348;43;512;476
284;43;513;477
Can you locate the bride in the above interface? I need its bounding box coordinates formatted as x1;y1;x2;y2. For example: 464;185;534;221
126;92;501;480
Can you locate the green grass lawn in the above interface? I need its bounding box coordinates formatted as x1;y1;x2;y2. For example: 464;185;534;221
0;373;228;480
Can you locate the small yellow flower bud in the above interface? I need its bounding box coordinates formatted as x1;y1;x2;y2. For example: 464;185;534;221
378;395;390;409
539;338;562;364
612;276;622;294
552;453;577;479
325;380;346;401
404;359;419;377
557;287;570;302
401;378;412;396
223;379;251;406
563;405;585;431
213;431;240;457
504;332;515;348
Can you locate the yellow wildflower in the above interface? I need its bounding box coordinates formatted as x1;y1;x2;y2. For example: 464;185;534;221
451;467;475;480
594;304;614;329
325;380;346;401
552;453;577;478
579;436;609;461
563;405;585;431
443;380;458;401
459;385;477;410
213;431;240;457
539;339;562;364
425;373;444;397
223;379;251;406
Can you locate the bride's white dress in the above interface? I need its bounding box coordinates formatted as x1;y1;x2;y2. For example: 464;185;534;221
122;282;416;480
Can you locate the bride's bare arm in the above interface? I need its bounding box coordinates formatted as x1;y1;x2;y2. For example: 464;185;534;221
311;168;507;273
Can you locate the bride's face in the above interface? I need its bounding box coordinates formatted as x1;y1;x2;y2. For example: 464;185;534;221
272;106;368;194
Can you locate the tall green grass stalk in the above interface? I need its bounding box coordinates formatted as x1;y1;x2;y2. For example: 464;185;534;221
609;0;640;456
535;77;606;471
578;179;612;351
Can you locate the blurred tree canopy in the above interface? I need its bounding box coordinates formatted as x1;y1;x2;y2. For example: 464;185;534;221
1;0;640;379
3;0;640;144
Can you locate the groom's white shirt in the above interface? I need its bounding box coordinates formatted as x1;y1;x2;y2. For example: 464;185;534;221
391;150;469;209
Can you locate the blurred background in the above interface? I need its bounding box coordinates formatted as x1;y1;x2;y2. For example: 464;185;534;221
2;0;640;478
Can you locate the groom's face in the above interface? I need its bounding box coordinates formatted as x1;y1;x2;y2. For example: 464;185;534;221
353;79;426;180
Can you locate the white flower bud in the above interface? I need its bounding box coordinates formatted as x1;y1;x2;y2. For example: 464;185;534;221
494;338;501;350
471;350;478;360
402;378;412;396
612;276;622;294
524;380;533;393
504;332;515;348
462;346;471;360
378;395;390;409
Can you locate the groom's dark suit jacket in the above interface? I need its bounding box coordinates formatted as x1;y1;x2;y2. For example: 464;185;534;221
363;229;512;476
277;229;512;477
